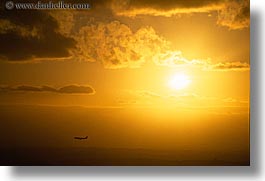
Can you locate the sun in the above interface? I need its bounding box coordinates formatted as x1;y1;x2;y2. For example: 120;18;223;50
168;73;191;90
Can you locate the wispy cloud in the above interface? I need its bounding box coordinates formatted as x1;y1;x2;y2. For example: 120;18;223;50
153;50;249;71
117;90;248;107
203;61;250;71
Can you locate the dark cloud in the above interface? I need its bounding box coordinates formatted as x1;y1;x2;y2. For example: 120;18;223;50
217;0;250;29
40;85;57;92
58;85;95;94
0;4;76;61
111;0;249;29
16;85;43;92
60;0;249;29
204;61;250;71
0;85;95;94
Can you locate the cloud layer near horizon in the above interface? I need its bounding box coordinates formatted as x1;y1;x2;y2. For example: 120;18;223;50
0;85;95;94
117;89;248;107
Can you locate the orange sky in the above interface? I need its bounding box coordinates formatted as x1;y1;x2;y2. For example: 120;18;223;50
0;0;250;111
0;1;250;166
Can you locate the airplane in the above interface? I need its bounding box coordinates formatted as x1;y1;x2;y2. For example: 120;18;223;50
74;136;88;140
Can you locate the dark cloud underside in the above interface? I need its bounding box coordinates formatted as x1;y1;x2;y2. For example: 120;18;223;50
0;85;95;94
0;9;75;61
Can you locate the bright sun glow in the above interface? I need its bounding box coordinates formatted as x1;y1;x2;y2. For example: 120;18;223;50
168;73;191;90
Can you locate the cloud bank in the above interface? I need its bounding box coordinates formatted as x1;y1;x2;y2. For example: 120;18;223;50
0;85;95;94
203;61;250;71
0;9;75;61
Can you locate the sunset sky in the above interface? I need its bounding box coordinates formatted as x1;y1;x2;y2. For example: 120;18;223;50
0;1;250;166
0;0;250;111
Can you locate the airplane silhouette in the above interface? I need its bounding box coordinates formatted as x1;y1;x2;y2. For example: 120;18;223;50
74;136;88;140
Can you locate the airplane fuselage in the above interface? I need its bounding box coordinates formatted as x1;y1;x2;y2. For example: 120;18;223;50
74;136;88;140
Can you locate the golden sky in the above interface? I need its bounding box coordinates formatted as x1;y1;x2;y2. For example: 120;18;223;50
0;0;250;111
0;1;250;165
